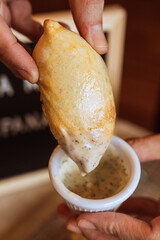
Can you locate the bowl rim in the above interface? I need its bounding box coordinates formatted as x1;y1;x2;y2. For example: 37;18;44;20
48;135;141;210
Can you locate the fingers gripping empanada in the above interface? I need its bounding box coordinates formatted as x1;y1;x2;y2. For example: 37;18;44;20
33;20;116;173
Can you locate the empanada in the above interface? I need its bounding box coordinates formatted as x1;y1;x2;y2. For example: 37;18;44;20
33;20;116;173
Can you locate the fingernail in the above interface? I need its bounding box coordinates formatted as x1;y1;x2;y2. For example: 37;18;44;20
78;220;96;230
88;24;108;54
67;223;82;234
29;69;39;83
17;68;38;83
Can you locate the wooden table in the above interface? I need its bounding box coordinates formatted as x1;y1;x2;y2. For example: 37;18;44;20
0;119;159;240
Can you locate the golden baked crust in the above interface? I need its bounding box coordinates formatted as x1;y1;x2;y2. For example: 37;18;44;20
33;20;116;173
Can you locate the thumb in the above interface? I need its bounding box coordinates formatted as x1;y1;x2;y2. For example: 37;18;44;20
0;16;38;83
69;0;107;54
67;212;151;240
126;134;160;162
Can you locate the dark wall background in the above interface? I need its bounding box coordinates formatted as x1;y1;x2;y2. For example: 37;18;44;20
106;0;160;132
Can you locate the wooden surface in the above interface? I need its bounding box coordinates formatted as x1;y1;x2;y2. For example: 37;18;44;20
0;180;65;240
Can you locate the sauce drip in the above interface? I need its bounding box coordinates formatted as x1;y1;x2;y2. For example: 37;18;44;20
60;145;129;199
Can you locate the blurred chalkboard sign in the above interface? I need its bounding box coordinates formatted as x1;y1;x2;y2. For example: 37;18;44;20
0;43;57;179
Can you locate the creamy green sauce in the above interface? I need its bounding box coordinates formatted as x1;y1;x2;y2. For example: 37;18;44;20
60;145;129;199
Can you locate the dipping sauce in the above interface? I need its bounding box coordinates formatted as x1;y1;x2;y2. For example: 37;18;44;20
60;145;129;199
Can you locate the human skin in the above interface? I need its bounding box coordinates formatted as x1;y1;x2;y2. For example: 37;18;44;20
0;0;107;83
0;0;43;83
58;134;160;240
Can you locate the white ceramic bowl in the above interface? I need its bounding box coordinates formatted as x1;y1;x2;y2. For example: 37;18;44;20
48;136;141;212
